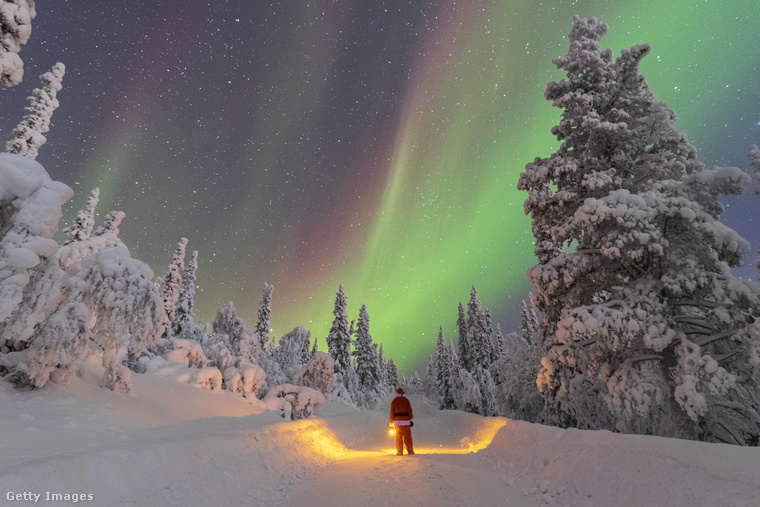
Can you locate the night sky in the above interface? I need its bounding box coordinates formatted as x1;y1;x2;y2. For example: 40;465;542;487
1;1;759;373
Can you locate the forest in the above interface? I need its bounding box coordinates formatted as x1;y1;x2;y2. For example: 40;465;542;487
1;4;758;446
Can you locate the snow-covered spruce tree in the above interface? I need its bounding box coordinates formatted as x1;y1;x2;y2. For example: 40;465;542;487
63;187;99;244
310;336;318;357
295;350;334;395
6;62;64;159
456;362;481;414
92;210;124;237
517;16;760;443
408;371;423;393
326;284;358;399
456;301;470;371
435;327;457;410
377;342;387;386
386;357;398;388
0;153;72;378
275;325;311;381
466;286;494;372
423;352;437;397
212;301;246;349
492;323;506;359
352;304;383;403
474;365;497;417
0;0;35;86
255;283;273;350
520;293;539;346
172;250;203;341
160;237;187;336
491;331;545;422
204;301;268;395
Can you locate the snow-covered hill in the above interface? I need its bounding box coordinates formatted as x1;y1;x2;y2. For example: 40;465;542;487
2;363;759;507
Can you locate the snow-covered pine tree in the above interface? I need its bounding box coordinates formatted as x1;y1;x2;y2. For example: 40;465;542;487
63;188;99;244
435;326;456;409
466;286;494;372
6;62;64;159
295;351;334;395
255;283;273;350
491;331;545;422
325;284;358;398
160;237;187;336
492;323;506;360
172;250;203;341
456;363;481;414
408;371;423;393
386;357;398;388
212;301;247;351
424;352;437;397
456;301;469;371
377;342;387;387
92;210;124;237
0;0;35;86
352;304;382;396
474;365;498;417
275;325;311;379
520;294;539;346
518;16;760;443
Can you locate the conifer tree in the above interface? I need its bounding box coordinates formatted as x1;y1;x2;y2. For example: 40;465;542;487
387;357;398;388
160;238;187;337
0;0;35;86
377;343;387;385
92;210;125;237
424;353;437;397
275;326;311;376
492;323;506;359
326;284;358;396
310;336;318;357
255;283;274;350
456;301;469;371
212;301;246;346
474;365;498;417
520;294;539;346
352;304;381;393
63;188;99;244
172;250;200;340
518;16;759;443
435;326;456;409
466;286;493;371
6;62;64;158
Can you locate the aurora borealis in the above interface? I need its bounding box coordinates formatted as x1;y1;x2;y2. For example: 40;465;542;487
1;1;758;372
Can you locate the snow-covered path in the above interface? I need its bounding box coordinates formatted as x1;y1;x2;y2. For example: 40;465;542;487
288;395;523;507
3;369;760;507
290;451;520;507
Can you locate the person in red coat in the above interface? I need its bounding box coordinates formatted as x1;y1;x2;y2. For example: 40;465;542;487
389;387;414;455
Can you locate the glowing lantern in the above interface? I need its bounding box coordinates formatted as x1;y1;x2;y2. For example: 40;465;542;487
389;425;395;437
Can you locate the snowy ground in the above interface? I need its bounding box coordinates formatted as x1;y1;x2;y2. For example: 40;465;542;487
2;363;759;507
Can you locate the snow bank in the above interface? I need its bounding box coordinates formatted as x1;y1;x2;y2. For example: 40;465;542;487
482;419;760;506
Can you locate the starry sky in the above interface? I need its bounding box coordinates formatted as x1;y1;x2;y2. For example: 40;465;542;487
1;1;759;373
